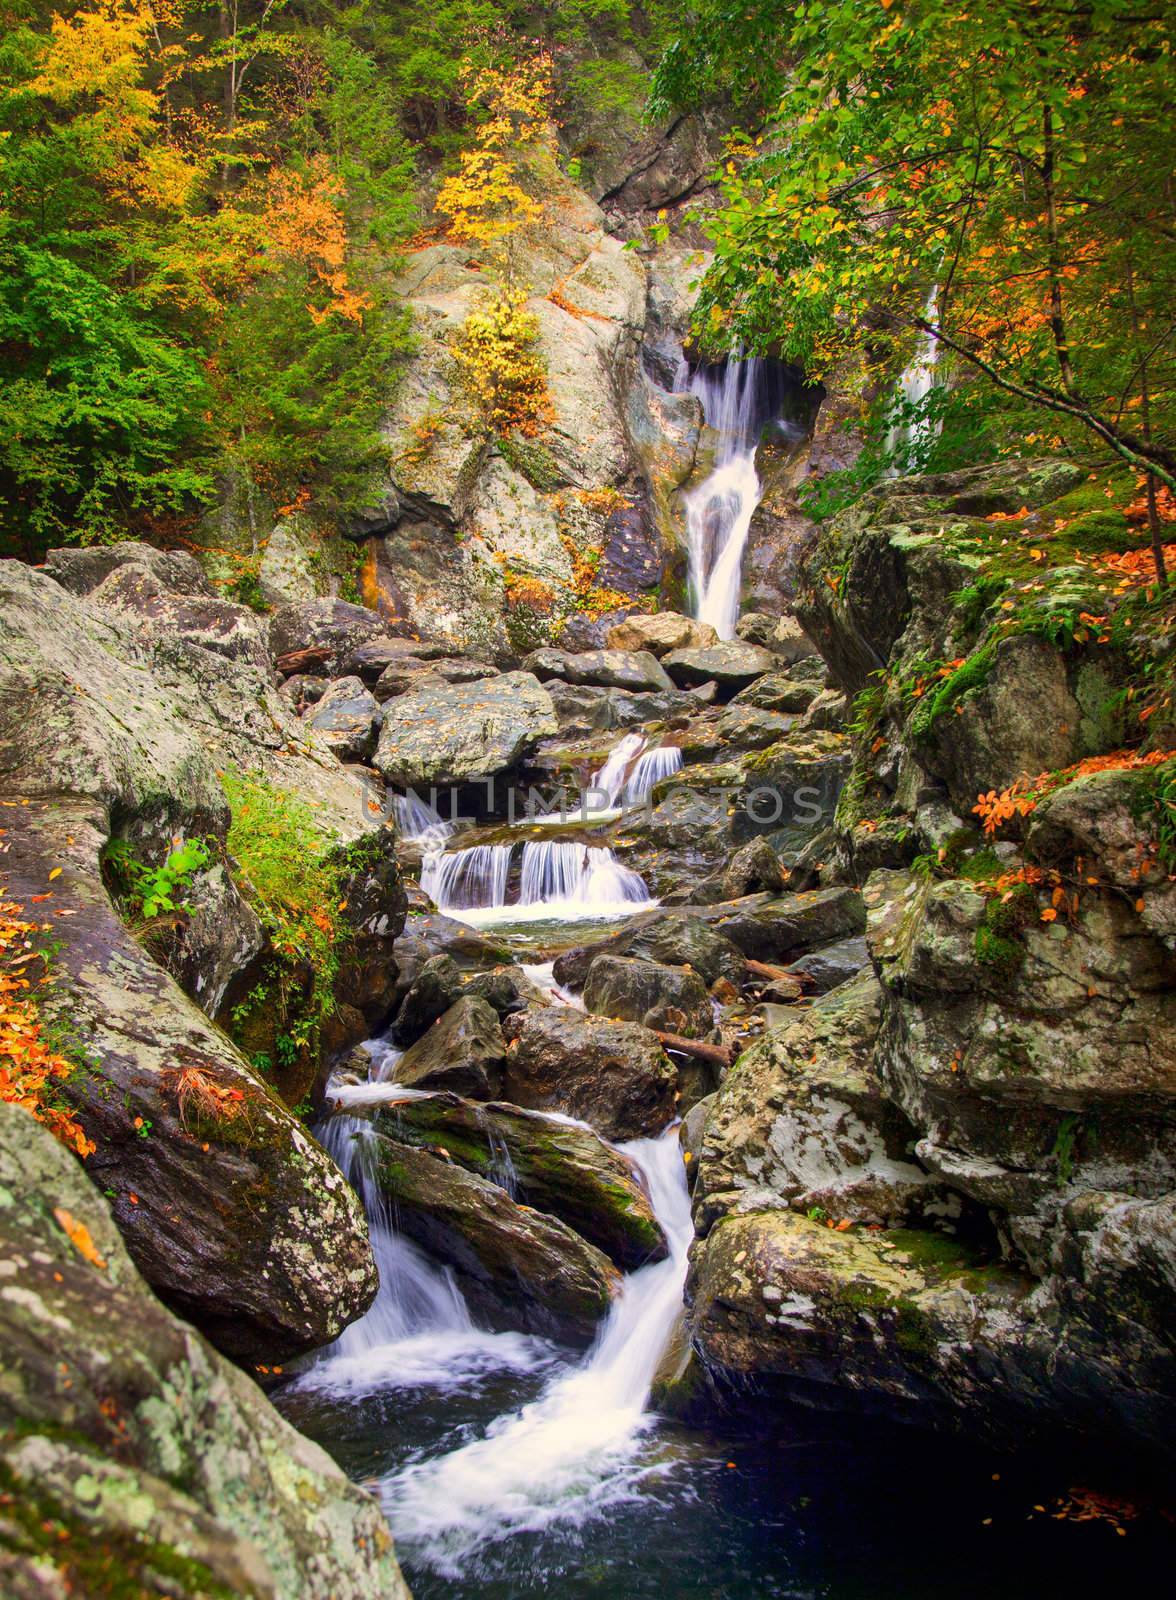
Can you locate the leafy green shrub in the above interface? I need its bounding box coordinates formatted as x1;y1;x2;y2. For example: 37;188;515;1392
102;837;212;921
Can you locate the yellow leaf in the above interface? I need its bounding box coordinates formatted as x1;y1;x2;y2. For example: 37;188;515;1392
48;868;62;881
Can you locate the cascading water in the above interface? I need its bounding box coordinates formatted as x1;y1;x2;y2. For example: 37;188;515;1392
621;744;682;805
379;1125;694;1572
680;358;770;641
590;731;647;807
421;838;651;924
885;286;942;472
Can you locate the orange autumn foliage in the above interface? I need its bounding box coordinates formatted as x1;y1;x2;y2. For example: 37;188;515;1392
0;898;95;1158
262;158;370;324
974;749;1175;836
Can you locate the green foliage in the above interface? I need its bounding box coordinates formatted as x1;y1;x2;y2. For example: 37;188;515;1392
1051;1115;1080;1185
973;924;1023;980
102;836;212;921
658;0;1175;503
219;768;346;1041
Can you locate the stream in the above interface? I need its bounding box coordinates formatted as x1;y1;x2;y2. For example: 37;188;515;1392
274;359;1167;1596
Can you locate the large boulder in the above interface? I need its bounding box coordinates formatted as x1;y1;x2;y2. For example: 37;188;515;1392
0;1104;409;1599
553;910;746;991
84;564;270;669
523;647;675;693
713;886;866;963
369;1134;619;1343
374;670;558;787
605;612;719;656
663;641;778;691
381;1093;668;1270
269;599;387;674
0;561;384;1361
301;675;381;762
582;953;713;1038
394;995;507;1098
44;541;215;599
502;1007;678;1141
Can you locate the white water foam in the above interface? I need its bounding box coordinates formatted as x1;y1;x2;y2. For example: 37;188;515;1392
380;1124;694;1572
421;838;652;926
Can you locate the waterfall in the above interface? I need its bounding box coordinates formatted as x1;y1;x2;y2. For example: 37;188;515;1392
621;745;682;805
680;358;770;640
590;731;646;807
381;1124;694;1570
302;1071;547;1393
420;842;513;912
885;286;942;471
421;839;651;924
391;790;458;846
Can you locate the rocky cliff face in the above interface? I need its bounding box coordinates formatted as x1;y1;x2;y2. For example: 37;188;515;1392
678;460;1176;1462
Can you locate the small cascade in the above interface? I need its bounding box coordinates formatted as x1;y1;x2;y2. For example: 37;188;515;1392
590;731;646;807
885;286;942;471
381;1124;695;1569
518;840;649;911
680;357;770;640
420;842;513;912
621;744;682;805
391;791;458;846
420;839;651;923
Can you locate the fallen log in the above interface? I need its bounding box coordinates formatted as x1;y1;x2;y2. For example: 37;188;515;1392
653;1030;733;1069
275;645;332;676
746;958;815;987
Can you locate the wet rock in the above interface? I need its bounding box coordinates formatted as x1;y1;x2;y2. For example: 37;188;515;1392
714;886;866;963
370;1134;619;1343
395;996;507;1098
502;1007;677;1141
663;640;778;691
721;838;786;899
583;953;713;1038
797;687;849;733
786;935;869;993
302;676;381;762
381;1094;668;1270
523;647;675;693
605;612;719;656
0;1104;410;1600
374;671;558;788
391;953;464;1042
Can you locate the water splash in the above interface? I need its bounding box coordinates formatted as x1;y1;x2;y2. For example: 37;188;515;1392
380;1125;694;1573
591;732;647;807
421;839;652;925
420;842;513;912
621;745;682;805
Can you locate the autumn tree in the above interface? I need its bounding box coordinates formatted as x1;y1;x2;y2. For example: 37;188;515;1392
653;0;1175;582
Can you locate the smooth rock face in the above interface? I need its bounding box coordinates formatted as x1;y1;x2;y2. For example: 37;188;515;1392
374;670;558;787
381;1093;668;1271
502;1007;677;1141
605;612;719;656
583;953;713;1038
0;1104;410;1600
302;675;381;762
370;1133;619;1343
394;995;507;1098
662;641;778;689
523;647;675;693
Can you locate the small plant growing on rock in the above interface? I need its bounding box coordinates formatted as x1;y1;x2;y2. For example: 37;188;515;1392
102;836;212;921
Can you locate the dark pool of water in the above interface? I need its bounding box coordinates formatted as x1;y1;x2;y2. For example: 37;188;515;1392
279;1367;1173;1599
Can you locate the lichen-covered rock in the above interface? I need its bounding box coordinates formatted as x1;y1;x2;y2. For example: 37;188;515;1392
692;972;946;1233
688;1201;1175;1459
380;1092;667;1271
552;909;746;991
0;1104;409;1599
258;520;321;608
301;675;381;762
0;561;384;1360
85;563;271;669
721;838;786;899
370;1133;619;1343
395;995;506;1098
44;541;216;599
663;641;778;690
582;953;713;1038
713;885;866;962
732;673;820;714
502;1007;677;1141
523;647;674;693
374;670;558;787
269;598;387;674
